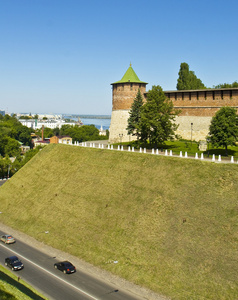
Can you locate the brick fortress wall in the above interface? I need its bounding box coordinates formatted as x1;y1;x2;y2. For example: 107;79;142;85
109;64;238;143
110;87;238;143
163;88;238;141
164;88;238;116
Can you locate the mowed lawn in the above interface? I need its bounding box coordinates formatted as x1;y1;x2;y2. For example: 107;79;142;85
0;144;237;299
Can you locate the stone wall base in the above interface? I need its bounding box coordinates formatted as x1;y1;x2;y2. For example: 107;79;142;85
175;115;212;141
109;110;212;143
109;110;132;143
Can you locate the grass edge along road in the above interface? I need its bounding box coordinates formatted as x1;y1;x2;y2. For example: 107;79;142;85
0;264;47;300
0;144;237;299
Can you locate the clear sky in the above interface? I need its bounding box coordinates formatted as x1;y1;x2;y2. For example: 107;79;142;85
1;0;238;115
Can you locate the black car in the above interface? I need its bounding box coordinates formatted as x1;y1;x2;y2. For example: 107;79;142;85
54;261;76;274
5;256;24;271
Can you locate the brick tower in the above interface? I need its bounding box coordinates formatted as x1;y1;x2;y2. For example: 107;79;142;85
109;64;147;143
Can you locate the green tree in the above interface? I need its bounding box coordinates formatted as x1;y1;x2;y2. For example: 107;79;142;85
139;85;179;147
4;137;21;157
60;124;74;136
0;156;9;179
35;127;54;139
15;126;33;146
177;62;206;90
208;107;238;155
127;89;144;140
53;127;60;136
213;81;238;89
42;127;54;138
70;125;100;142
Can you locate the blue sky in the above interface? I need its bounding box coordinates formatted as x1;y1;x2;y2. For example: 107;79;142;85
1;0;238;115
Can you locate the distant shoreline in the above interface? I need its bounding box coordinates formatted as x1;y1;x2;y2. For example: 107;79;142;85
63;114;111;119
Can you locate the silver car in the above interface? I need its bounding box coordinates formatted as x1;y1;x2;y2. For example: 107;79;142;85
1;234;16;244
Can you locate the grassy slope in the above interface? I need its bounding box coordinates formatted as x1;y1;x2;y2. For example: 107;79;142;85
0;144;237;300
0;265;47;300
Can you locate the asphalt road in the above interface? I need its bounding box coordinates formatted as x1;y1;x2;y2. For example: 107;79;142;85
0;230;147;300
0;179;7;187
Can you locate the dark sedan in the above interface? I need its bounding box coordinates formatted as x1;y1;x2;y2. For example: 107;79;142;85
5;256;24;271
54;261;76;274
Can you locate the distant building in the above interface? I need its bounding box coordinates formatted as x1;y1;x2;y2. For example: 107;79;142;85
0;110;5;116
34;140;50;147
99;125;107;136
20;145;31;153
50;136;72;144
19;118;78;130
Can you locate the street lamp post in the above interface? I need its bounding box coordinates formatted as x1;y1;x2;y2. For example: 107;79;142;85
7;165;11;179
191;123;193;146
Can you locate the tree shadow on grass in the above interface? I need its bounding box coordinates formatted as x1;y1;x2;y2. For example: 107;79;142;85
0;270;46;300
204;148;237;157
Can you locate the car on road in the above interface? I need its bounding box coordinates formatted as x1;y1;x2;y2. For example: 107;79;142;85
5;256;24;271
1;234;16;244
54;261;76;274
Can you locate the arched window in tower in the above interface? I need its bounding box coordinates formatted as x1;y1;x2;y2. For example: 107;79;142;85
130;83;133;91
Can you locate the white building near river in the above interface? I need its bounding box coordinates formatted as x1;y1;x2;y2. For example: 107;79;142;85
19;118;78;130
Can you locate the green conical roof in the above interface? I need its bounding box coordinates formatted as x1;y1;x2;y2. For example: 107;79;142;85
111;64;147;85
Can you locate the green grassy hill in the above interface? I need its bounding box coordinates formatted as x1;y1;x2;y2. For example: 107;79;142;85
0;144;237;299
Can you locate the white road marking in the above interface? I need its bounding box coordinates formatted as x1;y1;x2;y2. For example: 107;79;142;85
0;243;98;300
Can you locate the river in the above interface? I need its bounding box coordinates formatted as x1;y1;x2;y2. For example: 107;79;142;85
69;116;111;130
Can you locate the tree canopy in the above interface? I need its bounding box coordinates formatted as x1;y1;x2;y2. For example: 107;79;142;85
213;81;238;89
138;85;179;146
177;62;206;90
0;115;33;156
208;107;238;155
